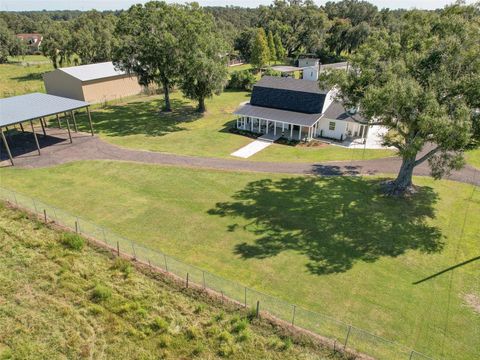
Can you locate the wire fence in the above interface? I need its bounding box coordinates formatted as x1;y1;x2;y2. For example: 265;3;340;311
0;185;435;360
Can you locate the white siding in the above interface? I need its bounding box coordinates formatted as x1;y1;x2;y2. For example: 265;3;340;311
321;88;337;114
316;118;348;140
302;66;319;81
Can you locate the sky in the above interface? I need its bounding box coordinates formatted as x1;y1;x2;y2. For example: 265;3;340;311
0;0;474;12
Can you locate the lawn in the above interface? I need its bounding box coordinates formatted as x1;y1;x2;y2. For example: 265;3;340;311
466;148;480;169
0;58;53;97
0;204;338;359
0;161;478;359
74;91;394;162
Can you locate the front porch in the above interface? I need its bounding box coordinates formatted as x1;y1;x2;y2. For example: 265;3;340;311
235;116;317;142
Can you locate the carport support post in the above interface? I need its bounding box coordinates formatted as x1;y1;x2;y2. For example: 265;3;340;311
19;123;25;132
0;127;14;166
39;117;47;137
86;107;94;136
29;120;41;155
56;114;61;128
70;111;78;132
64;114;73;144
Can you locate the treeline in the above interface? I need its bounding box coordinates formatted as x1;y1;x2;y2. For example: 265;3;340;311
1;1;411;66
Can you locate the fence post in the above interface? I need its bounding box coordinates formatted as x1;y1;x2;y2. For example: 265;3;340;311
244;287;247;308
75;221;79;233
186;273;189;288
291;305;296;326
102;228;107;244
131;242;137;260
116;241;120;257
76;218;80;233
344;325;352;350
163;254;168;272
43;209;47;223
256;300;260;318
202;271;206;289
409;350;414;360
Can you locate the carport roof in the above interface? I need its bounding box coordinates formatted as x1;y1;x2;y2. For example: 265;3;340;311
0;93;89;127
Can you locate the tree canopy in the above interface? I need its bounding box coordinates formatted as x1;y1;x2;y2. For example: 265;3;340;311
321;3;480;195
250;27;270;69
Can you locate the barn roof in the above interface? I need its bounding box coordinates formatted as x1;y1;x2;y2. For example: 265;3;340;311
58;62;127;82
250;76;328;114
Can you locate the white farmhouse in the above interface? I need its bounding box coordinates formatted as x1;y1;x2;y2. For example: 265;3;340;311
233;76;373;143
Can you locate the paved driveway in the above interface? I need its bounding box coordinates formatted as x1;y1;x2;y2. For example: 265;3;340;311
1;129;479;187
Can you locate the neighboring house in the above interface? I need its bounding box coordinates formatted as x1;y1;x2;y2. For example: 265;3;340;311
16;33;43;54
233;76;372;142
43;62;144;103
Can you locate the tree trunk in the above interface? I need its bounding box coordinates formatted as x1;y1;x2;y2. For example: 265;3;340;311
197;97;206;113
162;83;171;112
385;156;417;196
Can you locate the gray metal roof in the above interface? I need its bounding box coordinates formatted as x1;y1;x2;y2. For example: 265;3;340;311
270;65;302;73
255;76;328;94
0;93;89;127
234;103;322;127
322;101;367;123
59;61;127;82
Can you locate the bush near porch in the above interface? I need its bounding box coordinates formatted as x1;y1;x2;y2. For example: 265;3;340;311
1;161;479;360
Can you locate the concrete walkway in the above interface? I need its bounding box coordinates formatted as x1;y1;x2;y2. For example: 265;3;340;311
1;129;479;187
230;133;282;158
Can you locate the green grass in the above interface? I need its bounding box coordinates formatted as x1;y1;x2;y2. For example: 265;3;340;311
74;91;394;162
1;161;478;359
0;204;339;360
466;148;480;169
7;54;50;63
0;60;53;97
1;59;394;162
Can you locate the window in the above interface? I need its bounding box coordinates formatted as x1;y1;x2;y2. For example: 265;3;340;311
329;121;336;131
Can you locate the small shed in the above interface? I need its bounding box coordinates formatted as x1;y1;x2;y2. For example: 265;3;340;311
43;62;143;104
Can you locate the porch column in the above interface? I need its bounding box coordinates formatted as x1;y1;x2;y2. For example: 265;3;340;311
251;118;253;132
282;122;285;134
266;120;269;134
29;120;41;155
290;124;293;139
0;127;14;166
298;126;302;140
274;121;277;136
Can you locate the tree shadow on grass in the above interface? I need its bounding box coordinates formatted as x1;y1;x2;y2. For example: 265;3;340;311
11;72;44;82
76;98;203;138
208;177;443;275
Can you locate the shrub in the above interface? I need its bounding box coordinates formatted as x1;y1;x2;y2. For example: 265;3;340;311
90;284;111;302
236;329;251;342
61;233;85;251
227;70;256;91
231;318;248;334
262;68;281;77
150;317;169;333
111;258;133;277
217;330;232;343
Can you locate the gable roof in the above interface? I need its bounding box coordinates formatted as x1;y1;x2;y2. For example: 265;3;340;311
322;101;368;123
58;62;127;82
250;76;328;114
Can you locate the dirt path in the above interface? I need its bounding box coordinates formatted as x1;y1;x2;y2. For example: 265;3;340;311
1;129;479;187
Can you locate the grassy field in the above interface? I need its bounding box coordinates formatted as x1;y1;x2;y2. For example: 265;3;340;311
73;92;394;162
0;60;52;97
466;148;480;169
0;204;341;359
0;161;478;359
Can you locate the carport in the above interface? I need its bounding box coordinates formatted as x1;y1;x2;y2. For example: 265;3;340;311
0;93;94;166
